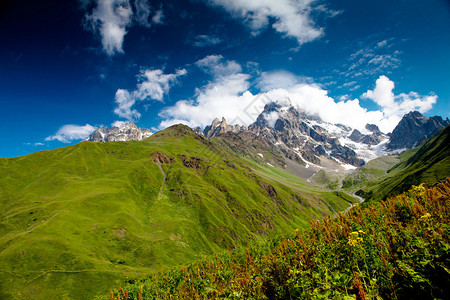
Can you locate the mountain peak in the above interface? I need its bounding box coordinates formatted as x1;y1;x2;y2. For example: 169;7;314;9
203;117;245;138
86;122;152;142
386;111;449;150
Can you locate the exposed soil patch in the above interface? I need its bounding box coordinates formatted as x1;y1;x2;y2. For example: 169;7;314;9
151;151;174;164
180;155;202;169
259;181;279;202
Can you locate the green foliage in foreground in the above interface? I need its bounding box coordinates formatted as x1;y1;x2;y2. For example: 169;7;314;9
116;180;450;299
0;125;357;299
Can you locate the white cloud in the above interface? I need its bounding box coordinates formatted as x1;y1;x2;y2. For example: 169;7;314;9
152;7;164;24
84;0;164;55
196;55;242;77
113;68;187;121
45;124;96;143
114;89;141;121
207;0;327;45
159;56;258;128
134;69;187;101
85;0;133;55
362;75;437;129
256;70;312;92
377;40;388;48
192;35;223;47
157;57;437;134
111;120;128;127
133;0;152;27
345;39;401;78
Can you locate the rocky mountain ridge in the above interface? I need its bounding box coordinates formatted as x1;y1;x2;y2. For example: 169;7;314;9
86;108;448;170
86;122;152;142
386;111;449;151
201;106;448;168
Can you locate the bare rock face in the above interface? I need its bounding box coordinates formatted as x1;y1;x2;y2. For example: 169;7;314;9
203;117;246;138
387;111;449;150
86;122;152;142
349;124;386;146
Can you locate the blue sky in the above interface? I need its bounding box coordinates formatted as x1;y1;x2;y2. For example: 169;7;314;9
1;0;449;158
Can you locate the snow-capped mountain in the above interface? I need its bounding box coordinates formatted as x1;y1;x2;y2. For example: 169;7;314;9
86;122;152;142
202;104;448;169
85;107;448;171
202;103;388;168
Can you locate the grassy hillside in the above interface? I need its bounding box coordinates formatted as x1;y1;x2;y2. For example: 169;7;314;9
340;156;401;193
115;179;450;299
356;125;450;201
0;125;357;299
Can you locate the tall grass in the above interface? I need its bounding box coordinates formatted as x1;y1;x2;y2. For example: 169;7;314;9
115;178;450;299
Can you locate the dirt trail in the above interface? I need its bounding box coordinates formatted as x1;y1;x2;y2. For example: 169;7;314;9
156;163;166;201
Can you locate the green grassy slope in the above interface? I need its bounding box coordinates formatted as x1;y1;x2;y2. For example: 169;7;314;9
340;155;401;193
0;125;357;299
356;125;450;201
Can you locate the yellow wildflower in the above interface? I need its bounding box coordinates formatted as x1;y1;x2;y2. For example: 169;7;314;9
411;183;426;198
420;213;431;220
348;231;363;247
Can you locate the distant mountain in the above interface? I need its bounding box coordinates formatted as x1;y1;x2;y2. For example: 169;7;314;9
203;117;245;138
202;103;390;168
356;125;450;201
86;122;152;142
201;107;449;170
386;111;449;151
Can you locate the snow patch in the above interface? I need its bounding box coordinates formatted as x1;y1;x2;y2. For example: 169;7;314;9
338;137;389;162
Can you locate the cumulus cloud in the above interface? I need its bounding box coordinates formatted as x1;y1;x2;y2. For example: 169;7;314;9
206;0;327;45
256;71;313;92
84;0;163;55
85;0;133;55
45;124;96;143
196;55;242;77
114;89;141;121
159;56;257;128
157;57;437;133
114;68;187;121
362;75;437;128
111;120;129;127
134;69;187;101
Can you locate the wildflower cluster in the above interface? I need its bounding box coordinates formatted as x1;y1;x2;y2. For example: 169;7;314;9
347;230;364;247
411;183;427;198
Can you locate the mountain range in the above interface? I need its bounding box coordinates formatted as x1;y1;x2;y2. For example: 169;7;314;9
88;106;449;171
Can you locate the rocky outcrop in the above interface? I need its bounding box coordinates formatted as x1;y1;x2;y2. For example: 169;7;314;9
86;122;152;142
349;124;386;146
387;111;449;150
151;151;174;164
203;117;246;138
